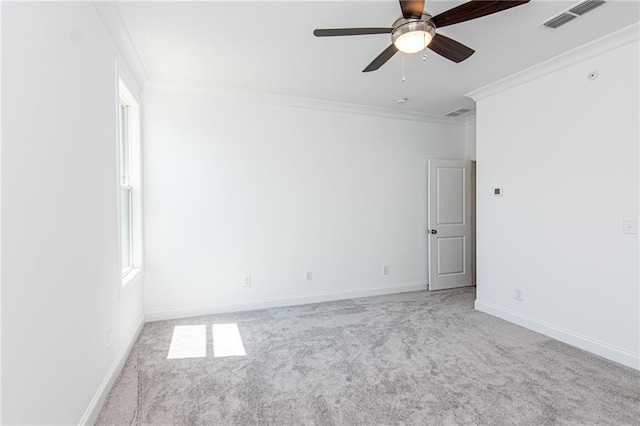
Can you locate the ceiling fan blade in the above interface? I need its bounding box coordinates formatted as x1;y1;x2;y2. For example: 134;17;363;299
432;0;530;28
428;34;475;63
399;0;425;19
314;28;392;37
363;44;399;72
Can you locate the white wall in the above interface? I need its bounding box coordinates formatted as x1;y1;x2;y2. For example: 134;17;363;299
473;39;639;369
465;119;477;161
0;2;4;420
143;85;465;319
1;3;144;423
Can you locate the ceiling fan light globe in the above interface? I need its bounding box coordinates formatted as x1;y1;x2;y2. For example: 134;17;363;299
394;31;433;53
391;18;436;54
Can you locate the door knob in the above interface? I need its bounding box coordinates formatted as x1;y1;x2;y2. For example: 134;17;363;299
429;229;437;234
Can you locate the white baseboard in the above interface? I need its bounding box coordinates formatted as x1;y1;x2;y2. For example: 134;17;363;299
78;315;146;425
475;299;640;371
146;281;427;322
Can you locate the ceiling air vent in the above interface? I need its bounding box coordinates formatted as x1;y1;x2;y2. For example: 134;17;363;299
445;108;471;117
542;13;577;29
540;0;606;29
569;0;605;16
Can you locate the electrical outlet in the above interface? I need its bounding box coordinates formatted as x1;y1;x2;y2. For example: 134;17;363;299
106;330;113;348
623;218;637;234
514;288;523;301
306;271;313;281
383;265;390;275
243;276;252;288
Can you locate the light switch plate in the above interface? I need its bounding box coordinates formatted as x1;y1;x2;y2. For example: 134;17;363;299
623;218;637;234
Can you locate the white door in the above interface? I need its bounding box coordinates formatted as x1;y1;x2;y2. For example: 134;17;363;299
427;159;472;290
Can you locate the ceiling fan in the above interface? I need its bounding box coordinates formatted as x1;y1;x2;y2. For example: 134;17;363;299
313;0;530;72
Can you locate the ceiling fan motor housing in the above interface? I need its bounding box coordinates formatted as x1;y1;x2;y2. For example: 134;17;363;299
391;14;436;54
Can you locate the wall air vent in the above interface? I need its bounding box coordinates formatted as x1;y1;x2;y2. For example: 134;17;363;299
540;0;606;29
444;108;471;117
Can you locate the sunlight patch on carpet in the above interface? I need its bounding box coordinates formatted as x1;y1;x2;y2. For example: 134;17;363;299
167;325;207;359
212;323;246;357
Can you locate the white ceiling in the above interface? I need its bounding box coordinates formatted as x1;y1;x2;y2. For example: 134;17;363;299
117;1;640;116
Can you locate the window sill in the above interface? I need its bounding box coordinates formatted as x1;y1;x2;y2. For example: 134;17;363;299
120;267;143;300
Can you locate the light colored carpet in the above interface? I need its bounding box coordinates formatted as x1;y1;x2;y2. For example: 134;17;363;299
97;288;640;425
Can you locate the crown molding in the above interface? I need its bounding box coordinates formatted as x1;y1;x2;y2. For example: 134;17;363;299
145;81;468;126
91;1;463;126
464;115;476;126
145;81;467;126
466;22;640;102
93;2;148;90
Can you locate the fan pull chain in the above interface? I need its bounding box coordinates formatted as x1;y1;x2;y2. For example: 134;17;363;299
401;56;406;82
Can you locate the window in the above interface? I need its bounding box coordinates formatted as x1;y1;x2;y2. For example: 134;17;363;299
118;78;142;286
120;101;133;274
